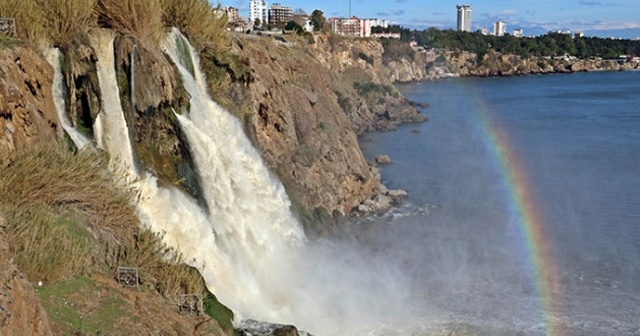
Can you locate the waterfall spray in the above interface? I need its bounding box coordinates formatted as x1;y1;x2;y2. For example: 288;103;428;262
43;48;91;150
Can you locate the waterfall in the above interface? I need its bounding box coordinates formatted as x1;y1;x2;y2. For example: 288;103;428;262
163;27;310;319
130;45;137;114
86;27;408;335
87;26;307;323
43;48;91;150
88;29;136;172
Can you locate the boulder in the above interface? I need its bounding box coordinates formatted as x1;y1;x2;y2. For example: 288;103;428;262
375;154;391;164
387;189;408;201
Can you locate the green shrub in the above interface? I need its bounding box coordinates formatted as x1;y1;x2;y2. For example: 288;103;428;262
358;51;374;65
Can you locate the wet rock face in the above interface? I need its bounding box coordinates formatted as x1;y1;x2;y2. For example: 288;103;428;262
0;47;60;154
0;214;53;336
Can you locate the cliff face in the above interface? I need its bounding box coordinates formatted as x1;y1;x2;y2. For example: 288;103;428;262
230;37;379;216
0;47;61;153
311;36;427;134
223;35;429;217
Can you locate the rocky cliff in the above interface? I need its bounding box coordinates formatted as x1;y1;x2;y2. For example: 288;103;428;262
218;35;427;220
376;46;640;82
0;46;61;153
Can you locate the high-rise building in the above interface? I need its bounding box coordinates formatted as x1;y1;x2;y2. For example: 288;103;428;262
456;5;472;32
249;0;268;26
268;3;293;28
493;20;506;36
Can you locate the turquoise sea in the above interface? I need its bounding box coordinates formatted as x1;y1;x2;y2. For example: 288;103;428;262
356;71;640;335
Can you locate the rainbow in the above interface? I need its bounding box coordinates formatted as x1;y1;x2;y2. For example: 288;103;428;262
470;93;564;336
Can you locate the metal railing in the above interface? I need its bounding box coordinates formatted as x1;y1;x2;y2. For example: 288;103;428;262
0;18;16;37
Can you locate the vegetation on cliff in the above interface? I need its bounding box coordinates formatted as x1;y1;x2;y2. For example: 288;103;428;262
0;0;228;51
402;28;640;60
0;144;234;334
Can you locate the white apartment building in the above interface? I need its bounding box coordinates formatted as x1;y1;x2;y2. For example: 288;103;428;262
249;0;268;26
457;5;472;32
513;28;523;38
493;20;506;36
361;18;389;37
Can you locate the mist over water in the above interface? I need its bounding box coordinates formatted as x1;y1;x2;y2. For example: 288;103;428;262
358;72;640;335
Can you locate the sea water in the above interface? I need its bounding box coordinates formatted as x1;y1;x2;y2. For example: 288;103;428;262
356;71;640;335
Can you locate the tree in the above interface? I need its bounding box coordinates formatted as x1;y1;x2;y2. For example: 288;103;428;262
254;18;261;28
285;20;304;34
310;9;327;32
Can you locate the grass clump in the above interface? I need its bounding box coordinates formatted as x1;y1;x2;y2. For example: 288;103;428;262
0;0;43;43
95;0;164;47
0;144;137;282
0;0;96;47
3;205;91;283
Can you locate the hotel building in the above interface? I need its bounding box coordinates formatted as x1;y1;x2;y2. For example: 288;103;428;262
457;5;472;32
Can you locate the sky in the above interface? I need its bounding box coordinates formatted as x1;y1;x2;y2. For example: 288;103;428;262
221;0;640;38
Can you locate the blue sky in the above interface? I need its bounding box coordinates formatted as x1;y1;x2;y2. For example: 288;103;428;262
221;0;640;38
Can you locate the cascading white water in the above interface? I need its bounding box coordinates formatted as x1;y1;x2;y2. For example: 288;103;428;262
163;27;309;319
86;27;409;335
88;29;136;172
130;45;137;114
43;48;91;150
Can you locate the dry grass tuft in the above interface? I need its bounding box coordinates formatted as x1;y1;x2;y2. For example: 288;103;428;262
4;205;91;283
37;0;97;47
160;0;229;53
0;144;139;232
95;0;163;47
0;144;138;282
0;0;44;42
0;0;96;47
